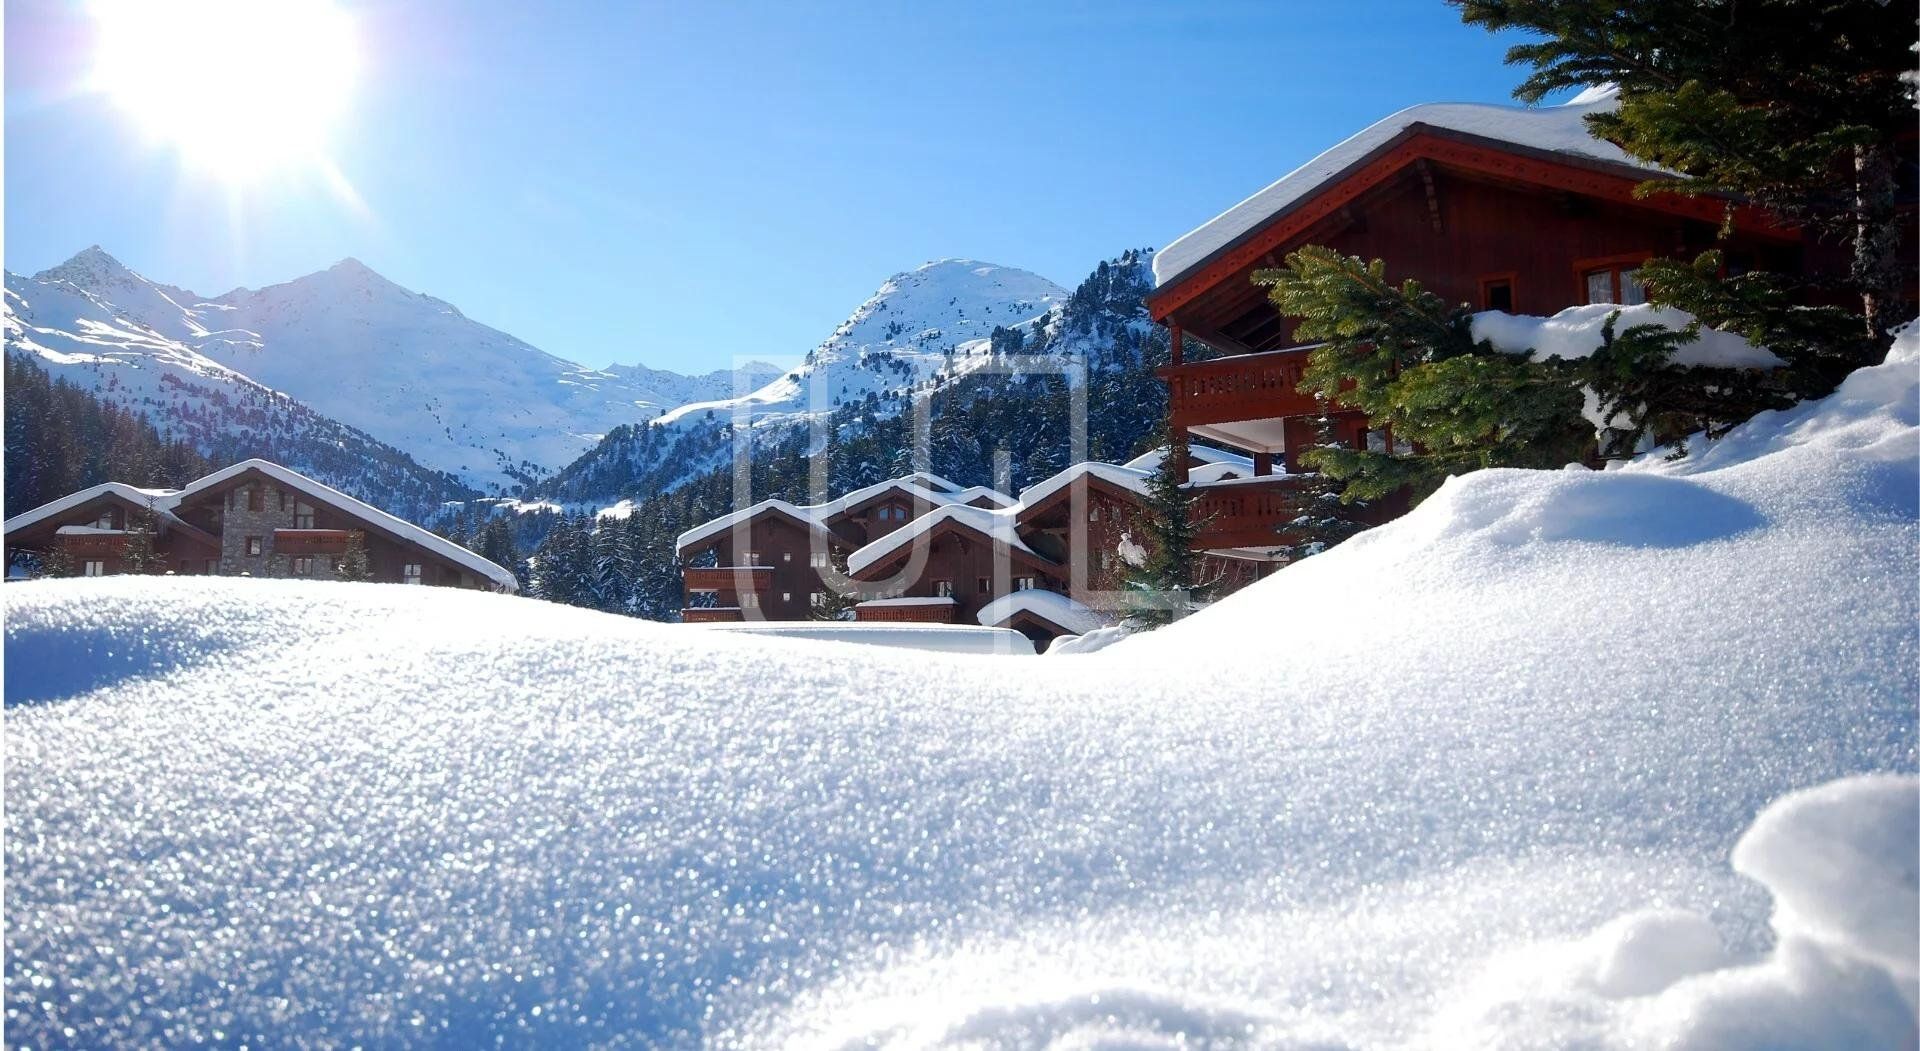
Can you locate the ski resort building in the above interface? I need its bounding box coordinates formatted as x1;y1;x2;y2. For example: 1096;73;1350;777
1146;87;1803;557
3;459;518;591
676;451;1264;648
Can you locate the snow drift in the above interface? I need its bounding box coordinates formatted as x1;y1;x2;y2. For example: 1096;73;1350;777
5;330;1916;1047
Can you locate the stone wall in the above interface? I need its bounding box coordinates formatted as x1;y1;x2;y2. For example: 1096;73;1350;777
217;483;341;582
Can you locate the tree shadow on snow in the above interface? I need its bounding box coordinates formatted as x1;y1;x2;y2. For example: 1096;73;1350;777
4;617;241;708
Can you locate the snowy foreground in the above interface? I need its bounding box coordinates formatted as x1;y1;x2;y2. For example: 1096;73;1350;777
7;336;1918;1048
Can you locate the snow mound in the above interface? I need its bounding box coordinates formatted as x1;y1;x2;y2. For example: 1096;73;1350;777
5;331;1915;1047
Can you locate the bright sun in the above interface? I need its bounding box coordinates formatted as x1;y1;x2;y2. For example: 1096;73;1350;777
91;0;358;182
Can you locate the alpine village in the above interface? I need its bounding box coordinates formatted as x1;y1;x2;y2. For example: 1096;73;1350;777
6;1;1919;1047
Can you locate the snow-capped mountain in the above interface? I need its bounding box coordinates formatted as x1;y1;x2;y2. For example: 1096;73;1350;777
534;259;1079;501
15;248;782;492
4;272;475;520
657;259;1066;429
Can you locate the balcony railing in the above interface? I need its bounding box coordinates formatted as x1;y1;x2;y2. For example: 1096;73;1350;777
682;607;744;623
1188;476;1404;551
273;529;353;555
1157;345;1320;429
682;565;774;593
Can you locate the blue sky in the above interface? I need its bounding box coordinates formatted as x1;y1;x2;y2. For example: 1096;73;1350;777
6;1;1548;372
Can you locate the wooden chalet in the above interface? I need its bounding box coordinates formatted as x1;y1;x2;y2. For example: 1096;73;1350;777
675;447;1268;649
674;472;1014;623
4;459;517;591
1147;89;1803;555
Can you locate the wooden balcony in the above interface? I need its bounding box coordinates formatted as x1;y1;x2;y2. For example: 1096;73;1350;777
682;565;774;593
1157;346;1320;429
682;607;744;623
274;529;353;555
56;533;129;557
1187;476;1405;551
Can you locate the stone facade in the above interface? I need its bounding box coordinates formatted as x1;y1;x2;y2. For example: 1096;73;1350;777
216;482;340;582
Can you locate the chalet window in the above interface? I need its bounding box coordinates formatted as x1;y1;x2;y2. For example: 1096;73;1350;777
278;491;287;512
781;591;792;602
246;487;263;513
740;592;759;608
403;563;423;585
1583;263;1647;306
246;536;263;556
782;551;792;563
934;579;954;597
810;552;830;568
293;556;313;576
178;560;190;574
293;501;315;529
83;560;105;577
205;559;217;574
810;591;825;608
1015;575;1036;591
92;511;114;529
1089;505;1101;522
976;576;989;595
1481;276;1515;312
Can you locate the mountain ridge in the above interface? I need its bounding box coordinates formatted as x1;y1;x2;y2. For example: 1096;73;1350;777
13;247;783;491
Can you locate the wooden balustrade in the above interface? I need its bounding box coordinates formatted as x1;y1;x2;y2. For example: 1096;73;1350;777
1157;346;1321;429
682;607;745;623
682;565;774;593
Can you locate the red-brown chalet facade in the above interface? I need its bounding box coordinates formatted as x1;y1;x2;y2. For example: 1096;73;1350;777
4;459;517;591
1146;89;1802;557
677;450;1267;649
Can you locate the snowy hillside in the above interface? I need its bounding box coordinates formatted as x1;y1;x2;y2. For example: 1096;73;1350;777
4;272;475;519
6;330;1914;1046
533;255;1169;505
13;248;782;491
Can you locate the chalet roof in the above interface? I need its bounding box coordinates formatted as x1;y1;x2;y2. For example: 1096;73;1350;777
845;502;1043;577
3;482;179;535
675;473;1013;555
1151;85;1654;293
4;459;519;592
975;589;1107;636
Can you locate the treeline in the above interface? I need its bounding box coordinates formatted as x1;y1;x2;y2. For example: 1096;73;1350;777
5;353;214;513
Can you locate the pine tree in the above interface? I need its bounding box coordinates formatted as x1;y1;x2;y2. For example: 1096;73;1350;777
590;519;634;612
337;530;374;582
1124;431;1214;627
121;500;163;574
40;544;75;579
1453;0;1915;341
1277;398;1371;562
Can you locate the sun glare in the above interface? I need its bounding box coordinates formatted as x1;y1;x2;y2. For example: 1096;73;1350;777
90;0;358;182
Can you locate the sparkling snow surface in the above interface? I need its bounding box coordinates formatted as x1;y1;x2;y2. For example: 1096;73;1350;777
6;333;1916;1048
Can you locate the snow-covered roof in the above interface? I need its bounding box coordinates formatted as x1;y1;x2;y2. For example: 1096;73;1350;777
5;460;518;592
846;503;1039;576
855;596;957;608
54;525;129;536
1120;443;1255;474
1016;461;1152;510
975;588;1108;636
175;461;519;592
675;474;1015;554
3;482;177;536
1153;86;1644;291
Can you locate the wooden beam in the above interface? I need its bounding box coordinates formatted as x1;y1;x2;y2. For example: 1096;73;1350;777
1417;159;1443;234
